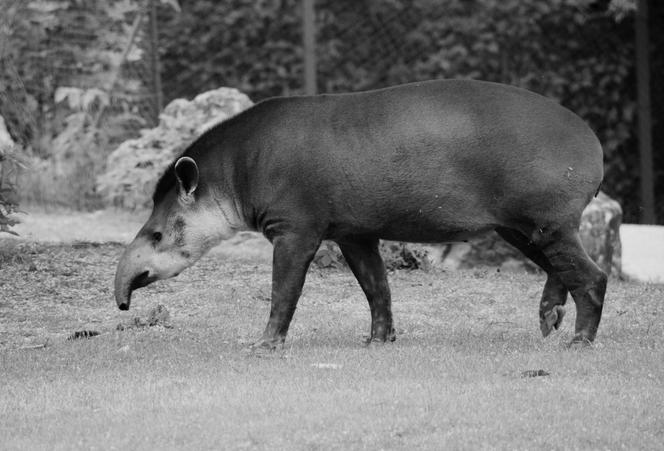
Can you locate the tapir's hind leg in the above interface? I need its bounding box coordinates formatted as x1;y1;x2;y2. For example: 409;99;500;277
538;277;568;337
495;227;568;337
337;238;396;343
533;227;607;344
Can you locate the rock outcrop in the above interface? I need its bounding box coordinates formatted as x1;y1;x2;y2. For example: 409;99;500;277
578;191;622;277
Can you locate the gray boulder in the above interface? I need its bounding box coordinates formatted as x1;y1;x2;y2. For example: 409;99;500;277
0;116;13;148
578;191;622;277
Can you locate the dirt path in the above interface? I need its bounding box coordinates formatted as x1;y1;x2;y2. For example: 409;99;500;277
9;207;148;243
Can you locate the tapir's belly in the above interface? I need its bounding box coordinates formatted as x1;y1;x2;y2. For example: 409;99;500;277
373;220;494;244
324;181;502;243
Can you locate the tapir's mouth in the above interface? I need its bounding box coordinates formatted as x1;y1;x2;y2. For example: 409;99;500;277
130;271;158;291
117;270;159;311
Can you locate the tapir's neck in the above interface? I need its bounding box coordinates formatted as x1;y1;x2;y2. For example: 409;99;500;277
189;104;281;236
188;141;252;235
211;189;250;234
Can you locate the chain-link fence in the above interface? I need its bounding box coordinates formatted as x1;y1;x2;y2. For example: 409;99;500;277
0;0;162;150
315;0;445;94
0;0;165;208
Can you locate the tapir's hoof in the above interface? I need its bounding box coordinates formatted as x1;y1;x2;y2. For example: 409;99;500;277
568;334;594;348
248;338;283;353
540;305;566;338
364;336;397;346
364;328;396;345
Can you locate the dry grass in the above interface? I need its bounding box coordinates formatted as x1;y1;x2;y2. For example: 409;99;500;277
1;242;663;450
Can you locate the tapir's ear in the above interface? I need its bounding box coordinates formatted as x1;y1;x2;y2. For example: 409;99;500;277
174;156;199;201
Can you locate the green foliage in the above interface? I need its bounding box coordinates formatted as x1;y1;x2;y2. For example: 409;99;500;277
158;0;304;100
0;0;166;209
1;1;134;148
17;85;113;210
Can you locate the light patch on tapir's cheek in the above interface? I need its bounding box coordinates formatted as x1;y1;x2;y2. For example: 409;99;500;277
156;200;240;268
149;244;190;278
163;208;230;260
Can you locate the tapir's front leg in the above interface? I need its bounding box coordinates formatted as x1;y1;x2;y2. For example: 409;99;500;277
252;232;322;350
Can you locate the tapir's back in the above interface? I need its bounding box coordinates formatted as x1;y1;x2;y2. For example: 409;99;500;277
229;80;603;241
303;80;602;187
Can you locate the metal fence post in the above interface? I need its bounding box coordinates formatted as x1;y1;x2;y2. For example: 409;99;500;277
302;0;317;95
149;0;164;124
636;0;655;224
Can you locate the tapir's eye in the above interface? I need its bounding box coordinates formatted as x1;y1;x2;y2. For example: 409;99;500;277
152;231;163;243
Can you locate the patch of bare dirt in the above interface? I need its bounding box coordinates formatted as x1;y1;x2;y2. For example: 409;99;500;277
8;207;148;244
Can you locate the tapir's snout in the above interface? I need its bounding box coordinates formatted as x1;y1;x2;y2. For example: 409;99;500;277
114;240;161;311
116;269;159;310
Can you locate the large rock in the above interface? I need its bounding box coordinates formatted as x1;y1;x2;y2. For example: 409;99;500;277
0;116;13;148
578;191;622;277
97;88;253;209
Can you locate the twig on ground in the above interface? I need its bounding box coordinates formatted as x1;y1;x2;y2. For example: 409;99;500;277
20;338;49;350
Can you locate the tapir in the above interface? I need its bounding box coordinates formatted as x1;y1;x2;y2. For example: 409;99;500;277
114;79;607;349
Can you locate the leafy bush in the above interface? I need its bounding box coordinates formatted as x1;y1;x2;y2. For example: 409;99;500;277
0;0;169;209
158;0;304;101
18;87;112;209
0;129;23;235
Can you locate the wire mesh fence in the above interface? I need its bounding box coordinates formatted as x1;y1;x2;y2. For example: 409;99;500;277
316;0;445;94
0;0;161;151
0;0;164;208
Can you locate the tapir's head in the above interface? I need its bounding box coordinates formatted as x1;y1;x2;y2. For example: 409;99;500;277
114;156;242;310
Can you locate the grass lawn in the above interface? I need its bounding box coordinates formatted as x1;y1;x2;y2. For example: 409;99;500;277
1;241;663;450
